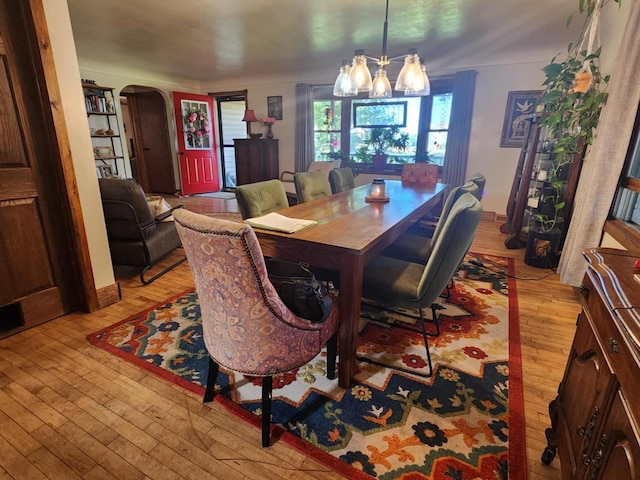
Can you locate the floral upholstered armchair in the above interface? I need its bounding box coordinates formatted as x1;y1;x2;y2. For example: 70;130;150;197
173;209;339;447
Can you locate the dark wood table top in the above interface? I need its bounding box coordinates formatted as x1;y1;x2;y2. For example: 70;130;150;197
254;180;448;257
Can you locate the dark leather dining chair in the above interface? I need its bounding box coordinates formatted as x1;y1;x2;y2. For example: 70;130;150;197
98;178;186;284
235;179;289;219
360;193;482;376
173;208;339;447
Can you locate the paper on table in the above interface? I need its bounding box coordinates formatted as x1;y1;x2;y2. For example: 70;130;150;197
245;212;317;233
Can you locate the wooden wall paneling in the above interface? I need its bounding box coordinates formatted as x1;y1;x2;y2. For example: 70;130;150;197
0;0;102;338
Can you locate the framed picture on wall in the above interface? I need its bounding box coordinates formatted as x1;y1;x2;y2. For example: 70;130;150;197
267;96;283;120
500;90;543;148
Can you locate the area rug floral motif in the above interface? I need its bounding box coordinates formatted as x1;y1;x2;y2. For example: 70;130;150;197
88;253;524;480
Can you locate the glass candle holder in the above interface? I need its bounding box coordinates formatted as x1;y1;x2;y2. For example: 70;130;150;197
371;178;386;198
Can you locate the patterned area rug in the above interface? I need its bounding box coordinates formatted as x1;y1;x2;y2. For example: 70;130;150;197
88;253;524;480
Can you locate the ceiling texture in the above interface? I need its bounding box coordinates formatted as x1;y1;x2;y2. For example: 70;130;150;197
66;0;582;85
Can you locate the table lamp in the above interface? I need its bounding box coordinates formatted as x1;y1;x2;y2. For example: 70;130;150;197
242;109;260;138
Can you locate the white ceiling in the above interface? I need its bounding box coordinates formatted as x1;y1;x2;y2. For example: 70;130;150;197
66;0;582;85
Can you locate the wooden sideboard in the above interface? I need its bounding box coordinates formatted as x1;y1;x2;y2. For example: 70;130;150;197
234;138;279;186
543;248;640;479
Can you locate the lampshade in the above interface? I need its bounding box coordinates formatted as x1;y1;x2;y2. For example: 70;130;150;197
394;49;425;92
333;60;357;97
242;109;259;122
405;64;431;96
332;0;430;98
369;67;392;98
349;50;373;92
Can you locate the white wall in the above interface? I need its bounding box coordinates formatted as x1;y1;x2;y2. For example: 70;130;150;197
467;62;548;214
43;0;115;290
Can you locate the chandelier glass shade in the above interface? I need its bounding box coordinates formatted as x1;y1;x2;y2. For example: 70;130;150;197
333;0;430;98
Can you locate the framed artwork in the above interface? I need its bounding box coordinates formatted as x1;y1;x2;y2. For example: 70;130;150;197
267;96;283;120
500;90;542;148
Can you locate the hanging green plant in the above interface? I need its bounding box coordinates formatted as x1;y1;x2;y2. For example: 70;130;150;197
533;0;622;232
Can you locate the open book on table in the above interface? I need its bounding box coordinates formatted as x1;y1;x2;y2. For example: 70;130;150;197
245;212;317;234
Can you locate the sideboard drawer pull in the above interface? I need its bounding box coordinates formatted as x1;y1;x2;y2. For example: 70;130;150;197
608;337;619;353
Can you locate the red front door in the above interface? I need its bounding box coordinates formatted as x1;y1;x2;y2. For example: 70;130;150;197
172;91;219;195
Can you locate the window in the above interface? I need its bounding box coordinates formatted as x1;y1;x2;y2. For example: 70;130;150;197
312;81;453;172
611;132;640;225
313;100;343;160
606;102;640;247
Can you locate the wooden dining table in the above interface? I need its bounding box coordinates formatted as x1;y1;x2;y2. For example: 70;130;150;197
253;180;448;388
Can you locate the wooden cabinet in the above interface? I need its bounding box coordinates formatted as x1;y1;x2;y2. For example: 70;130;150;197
83;82;125;177
543;248;640;480
234;138;279;185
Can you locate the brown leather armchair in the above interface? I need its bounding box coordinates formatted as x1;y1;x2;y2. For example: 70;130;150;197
98;178;186;284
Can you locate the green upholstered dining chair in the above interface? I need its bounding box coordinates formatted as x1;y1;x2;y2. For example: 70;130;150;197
360;193;482;376
173;209;339;447
468;173;486;201
280;160;340;203
293;170;333;203
329;167;355;194
384;180;480;264
235;179;289;219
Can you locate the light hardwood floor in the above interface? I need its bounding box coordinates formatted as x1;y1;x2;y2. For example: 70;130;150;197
0;195;580;479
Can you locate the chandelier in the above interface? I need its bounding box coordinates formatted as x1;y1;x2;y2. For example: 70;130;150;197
333;0;430;98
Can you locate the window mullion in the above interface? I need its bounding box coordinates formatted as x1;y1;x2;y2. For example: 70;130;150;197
416;96;432;154
340;98;352;156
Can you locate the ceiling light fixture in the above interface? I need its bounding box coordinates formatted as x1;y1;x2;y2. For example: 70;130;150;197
333;0;430;98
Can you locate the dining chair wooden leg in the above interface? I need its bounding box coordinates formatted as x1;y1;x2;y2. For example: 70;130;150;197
326;333;337;380
261;376;273;447
203;356;219;403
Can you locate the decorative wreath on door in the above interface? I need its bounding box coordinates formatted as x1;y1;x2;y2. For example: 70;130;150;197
183;107;211;147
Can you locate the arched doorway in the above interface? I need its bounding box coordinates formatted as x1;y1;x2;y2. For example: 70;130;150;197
121;86;176;194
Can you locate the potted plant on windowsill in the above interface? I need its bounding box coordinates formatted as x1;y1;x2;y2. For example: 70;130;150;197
360;126;410;170
326;149;351;167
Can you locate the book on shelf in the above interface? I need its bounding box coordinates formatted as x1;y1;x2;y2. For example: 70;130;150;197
245;212;317;234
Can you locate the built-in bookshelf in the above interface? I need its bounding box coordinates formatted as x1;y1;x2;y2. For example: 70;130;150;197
82;81;125;178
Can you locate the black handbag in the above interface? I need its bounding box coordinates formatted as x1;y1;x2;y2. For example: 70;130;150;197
265;259;332;323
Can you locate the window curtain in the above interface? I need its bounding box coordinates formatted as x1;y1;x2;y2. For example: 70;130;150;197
295;83;314;173
558;0;640;286
442;70;478;187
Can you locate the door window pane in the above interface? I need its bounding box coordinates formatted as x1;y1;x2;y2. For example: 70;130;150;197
181;100;212;150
